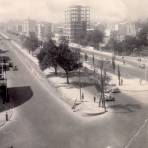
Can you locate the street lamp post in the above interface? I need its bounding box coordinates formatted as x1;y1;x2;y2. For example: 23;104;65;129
78;48;82;102
145;65;147;81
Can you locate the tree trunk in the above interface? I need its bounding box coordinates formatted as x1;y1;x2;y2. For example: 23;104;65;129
54;65;58;75
66;71;69;84
118;65;121;86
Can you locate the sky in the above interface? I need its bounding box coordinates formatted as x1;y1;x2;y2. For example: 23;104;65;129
0;0;148;23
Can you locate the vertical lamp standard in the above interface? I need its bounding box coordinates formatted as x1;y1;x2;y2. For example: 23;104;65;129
78;48;82;102
145;65;147;81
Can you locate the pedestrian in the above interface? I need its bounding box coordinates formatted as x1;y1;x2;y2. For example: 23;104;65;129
85;53;88;61
94;96;96;102
81;92;84;102
6;112;8;121
121;78;123;85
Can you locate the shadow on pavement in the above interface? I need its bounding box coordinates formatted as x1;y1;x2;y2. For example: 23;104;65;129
0;49;8;54
107;92;142;113
8;86;33;108
46;71;90;79
109;104;141;113
69;81;94;88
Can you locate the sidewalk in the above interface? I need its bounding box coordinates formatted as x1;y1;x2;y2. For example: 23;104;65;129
0;99;13;128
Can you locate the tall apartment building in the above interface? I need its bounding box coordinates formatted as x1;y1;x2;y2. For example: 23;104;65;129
5;20;22;33
111;22;136;41
22;19;37;37
64;5;90;43
37;22;52;42
126;23;136;36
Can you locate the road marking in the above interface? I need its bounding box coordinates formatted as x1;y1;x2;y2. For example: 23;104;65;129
124;118;148;148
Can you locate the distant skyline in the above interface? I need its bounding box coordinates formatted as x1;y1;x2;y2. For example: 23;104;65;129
0;0;148;23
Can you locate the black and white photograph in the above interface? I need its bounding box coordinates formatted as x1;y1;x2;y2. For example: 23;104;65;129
0;0;148;148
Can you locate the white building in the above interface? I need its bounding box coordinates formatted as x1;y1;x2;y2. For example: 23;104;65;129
111;22;137;41
22;19;37;37
37;22;52;42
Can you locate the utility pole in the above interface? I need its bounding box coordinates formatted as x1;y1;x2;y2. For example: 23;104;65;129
145;65;147;81
78;48;82;102
112;53;116;72
99;60;106;112
118;64;121;86
92;53;95;66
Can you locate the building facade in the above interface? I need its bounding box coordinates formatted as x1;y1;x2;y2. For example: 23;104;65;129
64;5;90;43
111;22;136;41
22;19;37;37
37;22;52;42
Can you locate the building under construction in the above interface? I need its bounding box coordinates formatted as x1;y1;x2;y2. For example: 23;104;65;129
64;5;90;43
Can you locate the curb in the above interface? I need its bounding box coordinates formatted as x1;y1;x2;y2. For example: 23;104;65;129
0;97;14;129
81;111;106;116
120;88;148;92
0;106;13;129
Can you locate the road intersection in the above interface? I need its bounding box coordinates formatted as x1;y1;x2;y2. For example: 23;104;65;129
0;34;148;148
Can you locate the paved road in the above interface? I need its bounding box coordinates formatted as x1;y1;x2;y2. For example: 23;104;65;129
0;36;148;148
82;52;147;81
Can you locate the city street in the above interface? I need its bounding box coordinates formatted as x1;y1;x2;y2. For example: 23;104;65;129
0;35;148;148
81;50;147;81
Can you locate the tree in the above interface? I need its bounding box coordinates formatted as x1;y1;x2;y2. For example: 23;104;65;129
23;32;39;54
38;39;82;83
79;30;104;48
137;23;148;46
118;64;121;85
37;39;59;74
123;36;138;55
112;54;116;72
57;42;82;84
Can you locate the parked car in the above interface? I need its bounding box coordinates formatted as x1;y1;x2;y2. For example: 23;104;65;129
105;93;115;101
13;66;18;71
139;64;145;69
9;61;13;67
111;87;120;93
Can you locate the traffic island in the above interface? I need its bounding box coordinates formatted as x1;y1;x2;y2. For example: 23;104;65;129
76;102;106;117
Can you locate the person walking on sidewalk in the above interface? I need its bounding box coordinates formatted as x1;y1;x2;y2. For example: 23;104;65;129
94;96;96;102
121;78;123;85
81;92;84;102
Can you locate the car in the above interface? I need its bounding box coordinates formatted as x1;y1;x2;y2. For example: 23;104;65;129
111;87;120;93
139;64;145;69
13;66;18;71
9;61;13;67
104;93;115;101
